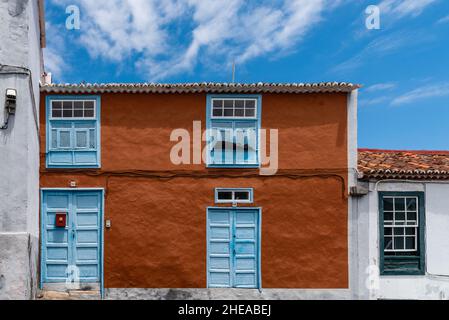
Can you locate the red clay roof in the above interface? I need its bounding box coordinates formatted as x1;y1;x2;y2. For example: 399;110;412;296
358;149;449;180
40;82;360;94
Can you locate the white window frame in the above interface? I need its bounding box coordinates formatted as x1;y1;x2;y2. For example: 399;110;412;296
383;196;419;253
214;188;254;204
211;98;258;119
50;99;97;120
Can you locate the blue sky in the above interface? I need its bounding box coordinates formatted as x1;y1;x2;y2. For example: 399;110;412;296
44;0;449;150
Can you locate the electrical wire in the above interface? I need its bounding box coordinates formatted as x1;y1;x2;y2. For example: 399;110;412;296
0;64;39;136
41;167;356;200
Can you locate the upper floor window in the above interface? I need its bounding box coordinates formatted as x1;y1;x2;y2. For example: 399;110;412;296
50;100;95;119
211;98;257;118
206;95;261;168
46;96;101;168
379;192;425;275
215;188;253;204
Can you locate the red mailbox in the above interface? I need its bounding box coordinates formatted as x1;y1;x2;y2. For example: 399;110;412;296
55;213;67;227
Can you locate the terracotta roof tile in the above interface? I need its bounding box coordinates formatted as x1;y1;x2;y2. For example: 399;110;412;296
358;149;449;180
40;82;360;94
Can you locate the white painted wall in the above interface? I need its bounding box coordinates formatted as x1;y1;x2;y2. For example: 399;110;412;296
0;0;43;300
355;181;449;300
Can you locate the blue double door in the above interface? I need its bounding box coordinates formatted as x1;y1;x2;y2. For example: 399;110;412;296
207;208;261;288
41;190;102;284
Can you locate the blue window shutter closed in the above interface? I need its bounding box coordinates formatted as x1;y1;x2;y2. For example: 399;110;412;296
46;96;100;168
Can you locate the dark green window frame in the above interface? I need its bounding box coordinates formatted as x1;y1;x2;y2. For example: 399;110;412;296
379;192;426;276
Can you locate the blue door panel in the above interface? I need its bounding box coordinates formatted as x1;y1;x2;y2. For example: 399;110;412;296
42;190;102;284
207;208;260;288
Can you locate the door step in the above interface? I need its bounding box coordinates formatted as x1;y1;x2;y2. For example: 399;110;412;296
37;289;101;300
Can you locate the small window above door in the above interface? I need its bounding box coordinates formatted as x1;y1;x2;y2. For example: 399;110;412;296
215;188;253;204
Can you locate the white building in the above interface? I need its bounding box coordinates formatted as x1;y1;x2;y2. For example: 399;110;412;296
354;149;449;300
0;0;46;299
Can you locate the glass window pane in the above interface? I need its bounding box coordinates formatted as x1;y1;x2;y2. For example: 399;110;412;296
52;101;62;110
217;191;232;200
74;101;83;109
84;109;94;117
51;129;57;148
384;212;393;222
394;227;404;236
245;100;255;108
62;101;73;117
59;131;71;148
76;131;87;148
394;237;404;250
395;211;405;221
235;191;249;200
395;198;405;211
84;101;94;110
213;108;222;117
235;109;244;117
384;227;392;236
235;100;244;108
245;109;255;117
223;100;233;108
74;109;83;117
383;198;394;211
407;211;417;222
89;129;96;149
223;109;233;117
405;227;416;236
213;100;223;108
52;101;62;117
405;237;415;250
52;109;62;117
384;237;393;250
406;198;417;211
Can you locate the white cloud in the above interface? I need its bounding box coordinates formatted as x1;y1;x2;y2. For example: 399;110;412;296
364;82;396;92
379;0;438;18
43;21;69;79
437;14;449;24
359;96;390;107
331;31;426;73
391;82;449;105
48;0;341;81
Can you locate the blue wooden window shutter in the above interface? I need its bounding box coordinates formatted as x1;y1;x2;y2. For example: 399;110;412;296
46;96;101;168
206;95;261;168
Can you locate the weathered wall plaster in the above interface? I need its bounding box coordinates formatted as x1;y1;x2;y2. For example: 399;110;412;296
104;288;351;300
0;0;42;300
356;181;449;300
40;91;351;295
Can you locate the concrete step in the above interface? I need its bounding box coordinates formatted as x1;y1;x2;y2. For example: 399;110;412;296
37;289;101;300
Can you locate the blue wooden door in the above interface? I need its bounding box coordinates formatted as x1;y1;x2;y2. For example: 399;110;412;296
41;190;102;284
207;208;260;288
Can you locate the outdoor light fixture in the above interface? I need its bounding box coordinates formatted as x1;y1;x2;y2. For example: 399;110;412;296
0;88;17;129
5;88;17;114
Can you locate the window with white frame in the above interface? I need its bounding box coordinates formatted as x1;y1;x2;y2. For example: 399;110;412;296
215;188;253;204
207;95;260;167
51;100;96;119
379;192;425;275
47;96;100;168
211;98;257;118
383;196;419;252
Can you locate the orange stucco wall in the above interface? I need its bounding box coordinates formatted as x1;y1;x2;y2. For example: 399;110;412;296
40;92;349;289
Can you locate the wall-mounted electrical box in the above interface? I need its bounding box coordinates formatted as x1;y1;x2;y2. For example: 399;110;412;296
55;213;67;227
